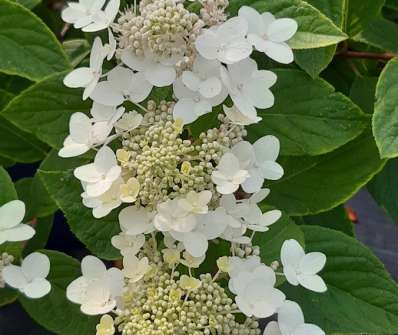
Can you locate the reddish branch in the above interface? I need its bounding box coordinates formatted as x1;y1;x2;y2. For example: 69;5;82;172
337;50;397;61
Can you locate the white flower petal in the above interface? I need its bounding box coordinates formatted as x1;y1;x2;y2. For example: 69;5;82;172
64;68;93;88
254;135;280;162
264;41;294;64
278;300;305;335
173;98;199;125
0;200;25;229
259;161;284;180
299;252;326;275
182;71;201;92
195;29;220;60
66;276;90;304
263;321;282;335
2;265;27;289
23;278;51;299
281;239;305;268
183;232;208;257
297;274;327;293
90;81;125;106
238;6;265;35
69;112;91;144
294;324;325;335
95;146;117;173
128;72;153;102
81;255;107;279
199;77;222;98
21;252;50;281
268;18;298;43
144;63;176;87
2;224;35;243
121;50;147;71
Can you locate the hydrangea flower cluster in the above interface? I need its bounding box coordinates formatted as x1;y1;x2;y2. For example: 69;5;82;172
0;0;329;333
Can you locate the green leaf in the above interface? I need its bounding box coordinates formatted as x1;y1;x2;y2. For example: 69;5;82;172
0;0;70;81
15;176;57;220
282;225;398;334
247;69;368;156
227;0;347;49
0;116;48;163
346;0;385;36
19;250;99;335
349;76;378;114
385;0;398;10
38;151;120;259
353;18;398;53
373;57;398;158
294;0;346;77
63;39;91;67
266;132;386;216
368;158;398;225
0;166;17;205
295;205;354;236
14;0;41;9
2;72;91;149
253;215;304;264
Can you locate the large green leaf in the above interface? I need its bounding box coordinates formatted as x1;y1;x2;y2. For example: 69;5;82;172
38;151;120;259
266;132;386;216
295;205;354;236
353;18;398;53
368;158;398;225
248;69;368;156
282;225;398;334
346;0;385;36
0;0;70;81
14;0;41;9
19;250;99;335
63;39;91;67
349;76;378;114
294;0;346;77
228;0;347;49
373;57;398;158
0;166;17;205
2;72;91;149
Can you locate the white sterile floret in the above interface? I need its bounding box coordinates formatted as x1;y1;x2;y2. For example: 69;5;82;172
91;67;153;106
121;50;177;87
64;37;106;100
118;206;155;236
195;16;252;64
104;28;116;60
242;205;281;232
62;0;120;32
74;146;122;198
178;190;212;214
81;178;123;218
111;233;145;257
170;208;228;257
231;136;284;193
59;112;113;158
223;104;261;126
263;300;325;335
211;152;249;194
66;255;123;315
229;263;285;318
221;57;277;118
2;252;51;299
239;6;298;64
0;200;34;245
122;251;150;283
154;199;197;233
173;76;227;124
281;239;327;293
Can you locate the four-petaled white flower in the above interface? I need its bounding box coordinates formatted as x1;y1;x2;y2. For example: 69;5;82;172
64;37;105;100
229;263;285;318
2;252;51;299
111;233;145;257
211;152;249;194
239;6;298;64
232;136;284;193
281;239;327;293
74;146;121;198
81;177;123;218
170;208;228;257
263;300;325;335
122;252;150;283
223;104;261;126
91;67;153;106
66;255;123;315
121;50;177;87
59;112;113;158
221;58;277;118
62;0;120;32
154;199;197;233
118;206;155;236
195;17;252;64
0;200;34;245
178;190;212;214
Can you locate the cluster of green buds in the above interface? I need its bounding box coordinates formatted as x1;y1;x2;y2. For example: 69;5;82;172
114;264;261;335
114;0;203;59
0;252;14;288
117;100;245;210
